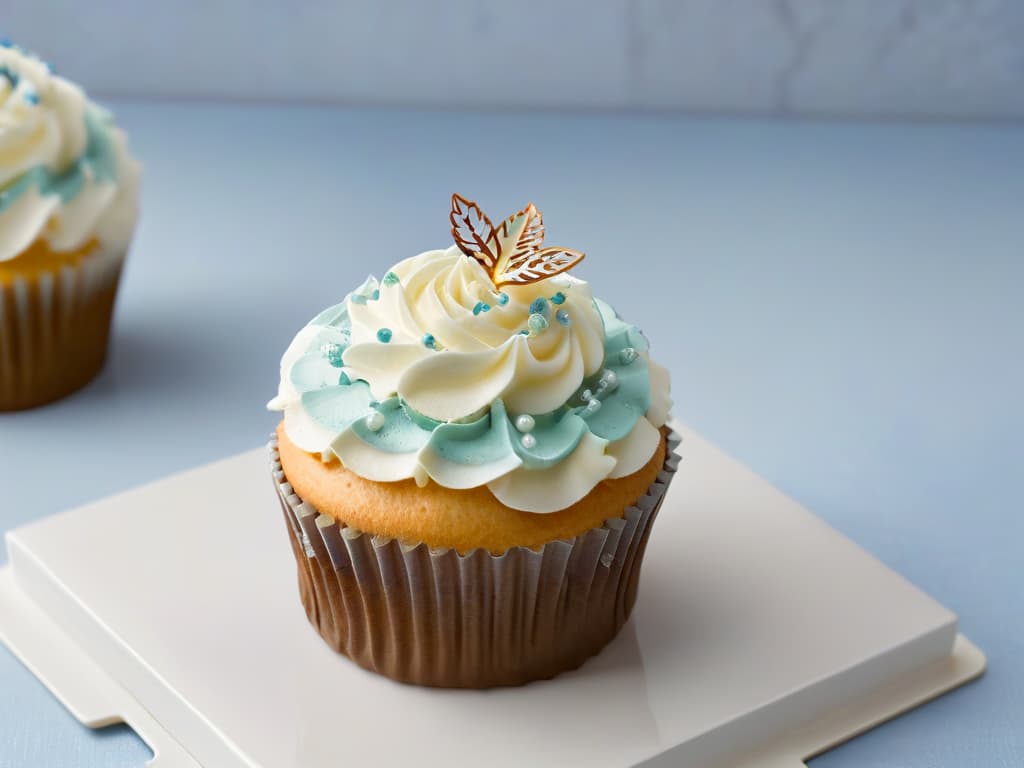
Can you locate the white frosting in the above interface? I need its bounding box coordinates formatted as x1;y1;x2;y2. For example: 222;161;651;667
344;247;606;422
487;430;616;511
0;45;140;262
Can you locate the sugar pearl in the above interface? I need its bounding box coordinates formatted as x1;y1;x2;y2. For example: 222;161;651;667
527;313;549;334
515;414;535;433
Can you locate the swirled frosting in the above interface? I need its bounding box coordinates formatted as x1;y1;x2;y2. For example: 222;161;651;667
0;43;140;262
270;246;671;513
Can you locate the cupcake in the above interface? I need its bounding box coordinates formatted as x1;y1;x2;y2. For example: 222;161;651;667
269;194;676;687
0;42;140;411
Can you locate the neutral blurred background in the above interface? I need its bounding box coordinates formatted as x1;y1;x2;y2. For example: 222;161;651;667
6;0;1024;118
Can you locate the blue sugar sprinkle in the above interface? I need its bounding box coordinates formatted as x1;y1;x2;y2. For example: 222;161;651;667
371;289;380;301
529;296;549;317
423;333;436;349
473;301;491;316
322;342;344;367
497;292;510;306
556;309;570;326
376;328;392;343
551;291;566;305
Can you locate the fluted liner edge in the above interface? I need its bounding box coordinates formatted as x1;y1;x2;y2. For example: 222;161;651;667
270;430;680;688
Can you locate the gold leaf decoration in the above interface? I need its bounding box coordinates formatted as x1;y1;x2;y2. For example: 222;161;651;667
492;203;545;278
495;247;586;287
450;194;498;271
448;193;585;287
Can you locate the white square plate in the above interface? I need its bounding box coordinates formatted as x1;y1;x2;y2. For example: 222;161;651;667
0;422;984;767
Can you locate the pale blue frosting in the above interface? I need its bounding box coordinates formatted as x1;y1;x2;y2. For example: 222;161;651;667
284;288;653;475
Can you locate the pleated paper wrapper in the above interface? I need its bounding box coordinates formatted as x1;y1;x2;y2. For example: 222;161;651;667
270;429;681;688
0;244;125;411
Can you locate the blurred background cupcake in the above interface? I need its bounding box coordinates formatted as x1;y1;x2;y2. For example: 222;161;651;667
0;41;140;411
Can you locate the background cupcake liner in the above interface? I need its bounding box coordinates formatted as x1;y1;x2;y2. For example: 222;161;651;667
0;244;126;411
270;429;681;688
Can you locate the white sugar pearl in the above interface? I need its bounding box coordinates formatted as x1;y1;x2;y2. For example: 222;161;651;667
600;369;618;391
515;414;536;433
365;411;385;431
521;433;537;449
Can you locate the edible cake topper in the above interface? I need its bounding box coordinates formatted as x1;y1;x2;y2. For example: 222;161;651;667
450;193;585;287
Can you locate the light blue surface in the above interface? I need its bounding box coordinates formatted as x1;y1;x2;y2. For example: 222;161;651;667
0;102;1021;767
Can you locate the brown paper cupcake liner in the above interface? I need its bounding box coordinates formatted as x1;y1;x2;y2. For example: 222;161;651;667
270;429;681;688
0;245;126;411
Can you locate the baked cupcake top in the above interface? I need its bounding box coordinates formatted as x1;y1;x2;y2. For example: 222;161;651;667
0;42;140;262
270;194;671;513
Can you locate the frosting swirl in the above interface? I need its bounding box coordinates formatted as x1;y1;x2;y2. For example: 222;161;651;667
0;43;140;262
344;247;606;421
271;246;672;514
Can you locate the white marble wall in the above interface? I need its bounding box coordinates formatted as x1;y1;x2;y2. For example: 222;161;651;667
6;0;1023;117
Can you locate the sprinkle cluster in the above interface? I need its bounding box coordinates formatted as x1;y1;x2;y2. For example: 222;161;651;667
523;289;574;336
320;342;344;367
357;278;577;348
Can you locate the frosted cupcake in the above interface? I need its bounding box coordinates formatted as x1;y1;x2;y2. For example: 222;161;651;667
269;194;676;687
0;42;140;410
